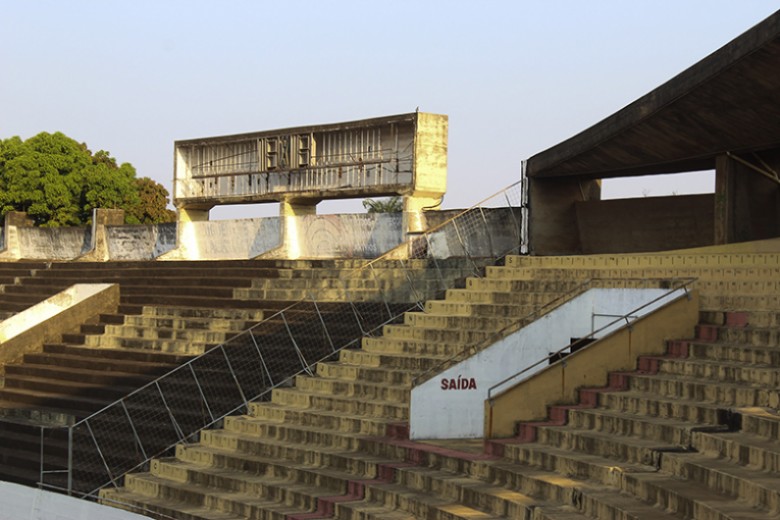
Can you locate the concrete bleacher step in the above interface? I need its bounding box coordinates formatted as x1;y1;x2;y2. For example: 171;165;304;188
292;374;410;403
423;299;548;318
2;258;411;491
270;387;409;421
138;305;266;321
617;371;779;409
338;349;449;370
84;327;232;347
120;314;258;332
360;336;470;357
442;287;570;306
106;420;597;520
401;311;519;330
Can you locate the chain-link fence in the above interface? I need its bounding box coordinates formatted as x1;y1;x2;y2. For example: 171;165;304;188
29;181;524;497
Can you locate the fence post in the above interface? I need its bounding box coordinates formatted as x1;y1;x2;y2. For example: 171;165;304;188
121;400;148;461
281;310;313;376
67;427;73;495
310;294;336;353
188;364;215;423
250;331;274;386
219;344;250;411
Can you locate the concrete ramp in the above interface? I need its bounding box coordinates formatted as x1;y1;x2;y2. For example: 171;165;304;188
0;284;119;373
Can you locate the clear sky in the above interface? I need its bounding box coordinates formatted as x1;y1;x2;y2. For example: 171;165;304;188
1;1;778;218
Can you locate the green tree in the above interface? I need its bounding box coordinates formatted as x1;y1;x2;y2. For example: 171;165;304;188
362;196;403;213
127;177;177;224
0;132;174;226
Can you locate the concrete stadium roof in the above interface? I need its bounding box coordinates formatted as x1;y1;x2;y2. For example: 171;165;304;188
526;10;780;180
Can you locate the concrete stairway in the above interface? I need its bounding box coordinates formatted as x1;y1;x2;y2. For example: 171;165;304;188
485;310;780;519
100;269;588;519
1;257;485;494
0;259;446;492
102;250;780;520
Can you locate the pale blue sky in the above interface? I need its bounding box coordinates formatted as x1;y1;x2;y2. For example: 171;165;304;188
1;1;777;218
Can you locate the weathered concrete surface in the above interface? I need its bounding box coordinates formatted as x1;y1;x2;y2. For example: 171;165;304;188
266;213;404;259
1;480;149;520
163;217;282;260
0;283;119;376
17;226;93;260
172;113;448;238
78;208;126;262
107;223;177;260
0;207;523;261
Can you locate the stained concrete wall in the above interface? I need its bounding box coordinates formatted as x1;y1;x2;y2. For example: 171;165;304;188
106;223;177;260
575;194;714;254
180;217;282;260
17;226;93;259
285;213;403;258
0;207;523;261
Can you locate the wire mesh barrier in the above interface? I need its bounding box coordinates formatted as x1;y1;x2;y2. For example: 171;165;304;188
19;181;525;498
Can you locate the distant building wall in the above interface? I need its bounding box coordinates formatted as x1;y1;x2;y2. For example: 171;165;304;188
575;194;714;254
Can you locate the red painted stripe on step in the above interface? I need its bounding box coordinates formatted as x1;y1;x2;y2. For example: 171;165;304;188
665;340;689;358
695;324;719;342
725;312;749;327
286;480;373;519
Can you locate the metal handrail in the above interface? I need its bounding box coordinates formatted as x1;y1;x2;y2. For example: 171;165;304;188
485;277;697;402
411;277;595;387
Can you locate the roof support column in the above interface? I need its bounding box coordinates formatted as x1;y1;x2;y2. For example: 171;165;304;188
527;177;600;255
715;151;780;245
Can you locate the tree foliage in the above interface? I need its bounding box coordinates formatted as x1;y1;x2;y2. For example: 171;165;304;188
0;132;175;226
362;196;403;213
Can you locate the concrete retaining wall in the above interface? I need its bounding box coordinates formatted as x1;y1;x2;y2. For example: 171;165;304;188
17;226;93;260
0;207;523;261
184;217;282;260
106;223;177;260
287;213;404;258
0;284;119;375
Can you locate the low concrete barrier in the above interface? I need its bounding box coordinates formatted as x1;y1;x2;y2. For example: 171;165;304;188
409;287;697;440
0;206;523;261
0;284;120;375
0;480;149;520
484;290;699;438
106;222;177;260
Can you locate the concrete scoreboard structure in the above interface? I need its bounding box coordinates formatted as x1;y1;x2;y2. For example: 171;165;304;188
173;112;448;236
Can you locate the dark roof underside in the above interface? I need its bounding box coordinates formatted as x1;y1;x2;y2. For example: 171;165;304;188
526;10;780;180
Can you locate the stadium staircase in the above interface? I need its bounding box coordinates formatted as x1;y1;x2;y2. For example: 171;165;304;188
100;249;780;520
0;259;475;489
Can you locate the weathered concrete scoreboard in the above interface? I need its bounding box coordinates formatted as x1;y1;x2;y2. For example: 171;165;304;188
173;112;447;233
